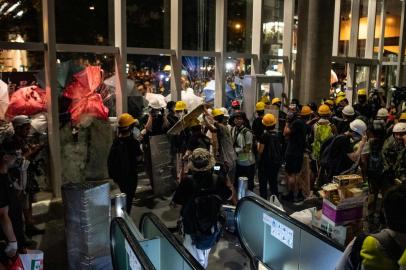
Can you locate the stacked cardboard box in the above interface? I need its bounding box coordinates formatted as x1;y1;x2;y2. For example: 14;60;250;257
314;174;366;245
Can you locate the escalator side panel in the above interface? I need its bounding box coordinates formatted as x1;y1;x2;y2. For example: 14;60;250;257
140;238;162;270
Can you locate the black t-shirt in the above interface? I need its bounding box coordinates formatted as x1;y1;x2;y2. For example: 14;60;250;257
0;173;12;208
258;131;282;167
330;135;354;174
285;118;307;157
187;134;211;152
172;171;232;206
252;117;264;140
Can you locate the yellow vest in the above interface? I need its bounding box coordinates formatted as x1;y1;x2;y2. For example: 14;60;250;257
399;249;406;269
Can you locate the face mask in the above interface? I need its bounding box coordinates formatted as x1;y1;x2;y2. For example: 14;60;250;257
352;132;362;143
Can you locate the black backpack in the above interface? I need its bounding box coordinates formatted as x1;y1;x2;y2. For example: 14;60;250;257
367;139;384;177
319;135;342;169
347;231;404;270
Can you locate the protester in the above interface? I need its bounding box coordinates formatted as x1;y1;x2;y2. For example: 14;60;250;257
108;113;143;214
257;114;283;199
283;111;307;203
252;102;266;142
231;112;255;192
382;122;406;183
334;105;356;134
336;183;406;270
172;148;232;269
354;89;371;119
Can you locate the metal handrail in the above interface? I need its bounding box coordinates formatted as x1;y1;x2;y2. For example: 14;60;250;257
234;196;345;262
139;212;205;270
110;217;156;270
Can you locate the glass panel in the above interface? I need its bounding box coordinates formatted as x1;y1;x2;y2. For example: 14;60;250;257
225;58;251;109
370;65;377;89
262;0;284;56
56;52;116;183
338;0;352;56
373;0;382;59
357;0;369;57
0;1;43;42
227;0;253;53
382;0;402;62
331;62;347;93
182;0;215;51
181;56;214;104
55;0;112;45
262;59;283;76
127;0;170;48
381;65;397;88
355;65;369;94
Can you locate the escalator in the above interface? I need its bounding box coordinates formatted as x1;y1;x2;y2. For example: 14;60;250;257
235;195;345;270
110;210;204;270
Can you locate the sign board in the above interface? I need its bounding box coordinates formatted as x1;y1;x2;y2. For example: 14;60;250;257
149;134;176;196
125;240;142;270
263;213;294;249
167;104;205;135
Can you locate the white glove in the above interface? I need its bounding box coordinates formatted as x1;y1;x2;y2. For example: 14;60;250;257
5;241;17;257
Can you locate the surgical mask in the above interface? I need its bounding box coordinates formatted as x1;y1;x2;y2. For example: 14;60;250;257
351;132;362;143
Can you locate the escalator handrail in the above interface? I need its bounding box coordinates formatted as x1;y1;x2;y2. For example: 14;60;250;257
234;196;345;261
139;212;205;270
110;217;157;270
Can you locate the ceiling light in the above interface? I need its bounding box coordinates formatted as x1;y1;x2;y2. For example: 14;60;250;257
0;3;8;14
13;10;23;18
89;5;95;10
4;2;20;15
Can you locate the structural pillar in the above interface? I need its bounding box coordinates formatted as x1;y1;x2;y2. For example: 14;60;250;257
215;0;227;107
293;0;335;103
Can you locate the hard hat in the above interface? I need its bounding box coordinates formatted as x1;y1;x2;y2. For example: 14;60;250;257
212;108;225;117
335;96;347;105
399;112;406;121
377;108;389;118
12;115;31;128
393;122;406;133
350;119;367;136
189;118;201;128
318;104;331;116
149;99;163;110
337;91;346;98
163;65;171;72
342;105;355;116
175;101;187;111
357;89;367;96
256;102;266;111
261;96;271;104
300;105;312;116
231;100;240;107
220;107;230;118
118;113;136;128
271;97;281;105
324;99;334;106
262;114;276;127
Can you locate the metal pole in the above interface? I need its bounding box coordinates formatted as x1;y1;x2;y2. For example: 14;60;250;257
215;0;227;107
114;0;127;115
170;0;182;101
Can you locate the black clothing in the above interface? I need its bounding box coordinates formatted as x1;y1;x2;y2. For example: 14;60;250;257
252;116;265;140
285;154;303;174
258;131;283;167
285;118;306;157
329;135;354;175
187;133;211;152
354;102;371;119
0;173;25;250
258;163;280;199
107;136;142;213
166;112;179;129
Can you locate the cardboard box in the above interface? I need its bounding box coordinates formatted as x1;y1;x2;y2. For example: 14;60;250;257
322;199;364;225
333;174;363;188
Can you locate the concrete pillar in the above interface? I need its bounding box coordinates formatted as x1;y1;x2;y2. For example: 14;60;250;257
293;0;335;104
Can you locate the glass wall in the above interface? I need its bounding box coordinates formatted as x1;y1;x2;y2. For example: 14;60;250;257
182;0;215;51
225;57;251;108
339;0;352;56
262;0;284;56
227;0;253;53
357;0;369;57
0;0;43;42
127;0;170;48
382;0;402;62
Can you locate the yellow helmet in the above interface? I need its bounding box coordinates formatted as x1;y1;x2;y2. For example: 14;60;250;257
260;96;271;104
399;112;406;122
337;91;346;98
335;96;347;105
301;105;312;116
212;108;225;117
318;104;331;116
118;113;137;128
189;118;201;128
271;97;281;105
262;114;276;127
256;102;266;111
357;89;367;96
175;101;187;111
324;99;334;106
163;65;171;72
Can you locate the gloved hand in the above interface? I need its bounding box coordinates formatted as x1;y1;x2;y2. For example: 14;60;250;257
5;241;18;257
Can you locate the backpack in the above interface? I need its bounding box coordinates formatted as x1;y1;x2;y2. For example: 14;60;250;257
347;231;404;270
182;174;223;250
312;122;333;160
319;135;347;177
367;139;384;177
264;131;283;165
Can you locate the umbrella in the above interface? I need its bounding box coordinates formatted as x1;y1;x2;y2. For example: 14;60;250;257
5;86;47;120
331;70;338;85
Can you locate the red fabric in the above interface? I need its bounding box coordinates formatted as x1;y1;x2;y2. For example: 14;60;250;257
7;256;24;270
5;86;47;120
63;66;108;124
68;93;109;124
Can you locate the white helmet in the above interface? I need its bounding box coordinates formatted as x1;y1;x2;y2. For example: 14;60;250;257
350;119;367;136
342;105;355;116
377;108;389;118
393;122;406;133
220;107;230;118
